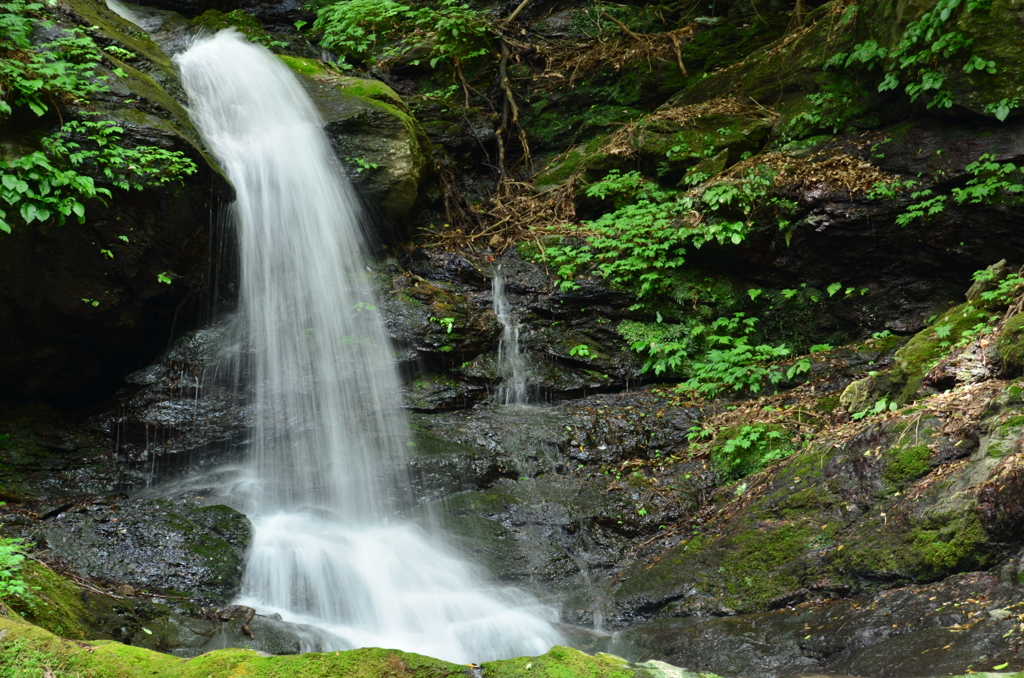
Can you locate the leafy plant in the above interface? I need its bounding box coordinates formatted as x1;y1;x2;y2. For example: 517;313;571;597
314;0;489;68
430;316;455;333
0;503;30;601
569;344;591;357
891;155;1024;227
346;157;379;173
825;0;1001;112
673;314;793;397
701;424;795;481
544;168;779;308
851;396;898;421
0;0;197;233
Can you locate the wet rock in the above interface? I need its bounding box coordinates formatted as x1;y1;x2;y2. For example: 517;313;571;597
967;260;1010;304
285;62;434;244
384;249;646;410
998;313;1024;376
0;406;118;500
613;379;1024;625
110;323;250;486
625;572;1024;677
7;497;251;605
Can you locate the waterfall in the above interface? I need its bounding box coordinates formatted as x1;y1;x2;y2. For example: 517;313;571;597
493;266;530;405
175;30;561;663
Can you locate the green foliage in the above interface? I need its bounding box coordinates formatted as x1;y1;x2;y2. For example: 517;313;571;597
346;156;380;173
974;268;1023;306
569;344;590;357
783;91;855;138
545;168;779;308
314;0;489;69
0;0;197;233
676;314;792;397
826;0;1001;112
0;0;109;119
893;154;1024;227
692;424;795;481
430;316;455;333
0;503;29;601
621;312;795;395
851;396;898;420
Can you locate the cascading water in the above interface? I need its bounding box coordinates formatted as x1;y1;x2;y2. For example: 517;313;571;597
493;267;530;405
175;30;561;663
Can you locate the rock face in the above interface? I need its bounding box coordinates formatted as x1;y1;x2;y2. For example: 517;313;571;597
379;248;646;411
283;58;436;245
3;496;250;605
625;572;1024;677
0;0;232;411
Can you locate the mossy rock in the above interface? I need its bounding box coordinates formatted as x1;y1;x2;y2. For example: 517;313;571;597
709;423;793;482
891;302;997;402
0;615;674;677
998;314;1024;375
284;64;433;242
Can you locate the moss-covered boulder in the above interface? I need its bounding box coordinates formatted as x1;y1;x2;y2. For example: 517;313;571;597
281;57;434;244
3;498;250;605
0;614;687;677
998;313;1024;375
613;383;1024;620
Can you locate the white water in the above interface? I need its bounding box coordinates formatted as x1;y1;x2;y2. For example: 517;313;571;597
493;267;530;405
175;30;561;663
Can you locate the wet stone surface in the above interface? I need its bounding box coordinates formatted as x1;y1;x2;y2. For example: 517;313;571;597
624;572;1024;677
3;497;250;606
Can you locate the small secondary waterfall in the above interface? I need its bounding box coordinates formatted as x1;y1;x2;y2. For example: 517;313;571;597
176;30;560;663
493;267;530;405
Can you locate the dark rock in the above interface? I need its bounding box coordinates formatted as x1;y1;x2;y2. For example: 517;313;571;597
0;0;232;411
289;66;435;245
8;497;251;605
625;572;1024;677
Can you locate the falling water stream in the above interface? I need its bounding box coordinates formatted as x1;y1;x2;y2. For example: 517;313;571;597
175;30;561;663
492;266;531;405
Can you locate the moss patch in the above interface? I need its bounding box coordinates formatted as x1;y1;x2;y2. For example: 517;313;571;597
0;616;667;678
892;303;996;401
882;444;932;490
5;561;89;640
483;646;648;678
999;313;1024;374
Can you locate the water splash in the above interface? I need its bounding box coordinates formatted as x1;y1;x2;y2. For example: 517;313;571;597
175;30;561;663
493;266;530;405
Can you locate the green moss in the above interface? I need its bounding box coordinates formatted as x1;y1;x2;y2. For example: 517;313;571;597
710;423;792;482
909;509;991;579
998;313;1024;374
816;395;841;413
190;10;285;49
718;522;820;609
5;561;89;640
483;646;646;678
883;444;932;489
0;616;662;678
278;55;327;77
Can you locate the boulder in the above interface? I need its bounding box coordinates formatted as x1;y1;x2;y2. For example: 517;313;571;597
281;57;435;245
